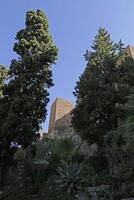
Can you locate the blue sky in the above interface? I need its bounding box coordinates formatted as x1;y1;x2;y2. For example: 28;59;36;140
0;0;134;131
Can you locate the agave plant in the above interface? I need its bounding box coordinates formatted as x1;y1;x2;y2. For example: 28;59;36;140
47;161;89;200
23;137;84;194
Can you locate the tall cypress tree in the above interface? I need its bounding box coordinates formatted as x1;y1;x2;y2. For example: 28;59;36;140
0;10;58;151
72;28;134;145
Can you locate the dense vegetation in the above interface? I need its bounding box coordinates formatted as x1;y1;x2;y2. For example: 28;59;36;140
71;28;134;199
72;28;134;146
0;10;134;200
0;9;58;181
0;65;7;97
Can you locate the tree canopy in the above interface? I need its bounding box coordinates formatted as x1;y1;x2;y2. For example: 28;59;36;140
0;9;58;149
72;28;134;145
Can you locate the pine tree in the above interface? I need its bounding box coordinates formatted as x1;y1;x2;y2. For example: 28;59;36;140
0;10;58;151
85;28;114;65
72;28;134;145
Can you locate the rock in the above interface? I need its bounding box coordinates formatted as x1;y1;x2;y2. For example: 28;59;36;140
89;143;99;156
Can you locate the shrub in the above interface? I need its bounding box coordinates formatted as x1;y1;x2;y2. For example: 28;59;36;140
46;161;90;200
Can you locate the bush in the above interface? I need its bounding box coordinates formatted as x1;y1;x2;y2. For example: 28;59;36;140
23;137;85;194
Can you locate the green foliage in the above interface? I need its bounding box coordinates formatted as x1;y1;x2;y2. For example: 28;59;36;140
48;137;81;166
33;138;52;160
23;137;84;194
110;89;134;199
14;148;26;161
104;130;124;176
23;138;112;198
72;27;134;145
110;160;134;199
23;140;50;193
24;161;48;194
36;137;83;172
84;28;114;65
31;137;81;166
97;190;111;200
0;9;58;152
82;158;111;187
72;28;134;199
1;190;29;200
120;88;134;149
47;161;89;200
0;65;7;97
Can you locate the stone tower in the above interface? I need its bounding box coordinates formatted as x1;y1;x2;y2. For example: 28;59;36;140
48;98;74;136
125;45;134;59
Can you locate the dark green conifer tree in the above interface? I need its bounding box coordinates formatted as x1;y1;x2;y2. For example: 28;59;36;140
0;10;58;152
72;28;134;145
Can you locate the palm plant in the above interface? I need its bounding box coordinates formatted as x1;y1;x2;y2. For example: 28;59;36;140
33;137;81;165
48;137;82;168
23;137;84;194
